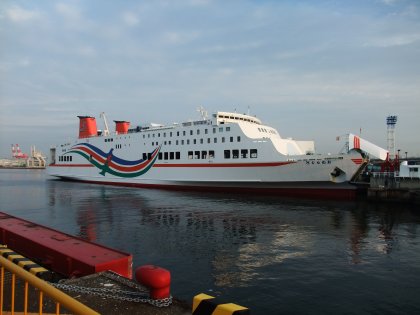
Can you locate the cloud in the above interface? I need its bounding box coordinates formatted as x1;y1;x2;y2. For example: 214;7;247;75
122;12;140;26
380;0;399;5
77;46;96;57
55;3;81;20
5;5;41;22
162;31;200;45
365;33;420;47
188;0;211;6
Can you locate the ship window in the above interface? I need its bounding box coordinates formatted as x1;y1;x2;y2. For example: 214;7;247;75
143;153;147;160
164;152;169;160
148;153;152;160
209;150;215;158
176;152;180;159
237;136;241;142
241;149;248;158
250;149;258;158
232;150;239;159
214;138;217;143
226;127;231;131
158;152;163;160
200;139;203;144
222;137;225;143
188;151;193;159
194;151;200;159
224;150;230;159
205;129;208;134
201;151;207;159
170;152;174;160
230;137;233;142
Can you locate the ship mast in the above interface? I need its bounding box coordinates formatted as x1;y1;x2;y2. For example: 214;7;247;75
100;112;110;136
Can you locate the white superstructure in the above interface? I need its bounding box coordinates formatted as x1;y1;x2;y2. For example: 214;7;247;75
47;110;380;198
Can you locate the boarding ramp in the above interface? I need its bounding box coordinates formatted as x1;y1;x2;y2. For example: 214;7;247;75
348;133;388;161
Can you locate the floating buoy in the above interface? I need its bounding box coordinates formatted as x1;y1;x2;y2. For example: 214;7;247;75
135;265;171;299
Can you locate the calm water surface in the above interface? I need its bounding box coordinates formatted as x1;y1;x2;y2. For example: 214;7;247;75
1;169;419;314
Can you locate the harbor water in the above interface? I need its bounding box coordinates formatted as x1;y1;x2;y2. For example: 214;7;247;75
1;169;419;314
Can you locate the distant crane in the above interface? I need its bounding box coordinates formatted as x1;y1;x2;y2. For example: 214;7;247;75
11;144;28;159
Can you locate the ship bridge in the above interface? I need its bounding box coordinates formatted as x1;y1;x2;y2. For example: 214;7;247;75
214;112;262;125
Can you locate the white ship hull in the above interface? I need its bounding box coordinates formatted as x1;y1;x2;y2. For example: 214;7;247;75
48;111;368;198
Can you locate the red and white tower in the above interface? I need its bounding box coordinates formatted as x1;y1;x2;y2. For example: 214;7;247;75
11;144;17;158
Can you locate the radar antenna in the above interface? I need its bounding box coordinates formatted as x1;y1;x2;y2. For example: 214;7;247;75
197;106;208;120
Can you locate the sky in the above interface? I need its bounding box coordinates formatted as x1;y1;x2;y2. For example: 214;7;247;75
1;0;419;158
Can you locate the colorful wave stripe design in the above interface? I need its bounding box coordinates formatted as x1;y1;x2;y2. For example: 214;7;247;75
67;143;160;178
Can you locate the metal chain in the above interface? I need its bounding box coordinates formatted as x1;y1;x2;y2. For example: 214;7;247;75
49;281;173;307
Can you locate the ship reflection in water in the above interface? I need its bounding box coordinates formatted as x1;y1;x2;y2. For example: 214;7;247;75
1;169;419;315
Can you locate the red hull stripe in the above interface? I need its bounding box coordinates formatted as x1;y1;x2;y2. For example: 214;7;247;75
154;162;294;168
50;164;94;167
56;179;358;200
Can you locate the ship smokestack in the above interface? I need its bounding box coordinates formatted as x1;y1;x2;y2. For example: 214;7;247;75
78;116;98;138
114;121;130;135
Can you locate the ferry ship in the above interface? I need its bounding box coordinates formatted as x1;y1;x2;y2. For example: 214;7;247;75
48;110;387;198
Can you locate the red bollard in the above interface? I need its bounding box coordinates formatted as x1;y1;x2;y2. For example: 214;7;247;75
135;265;171;299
